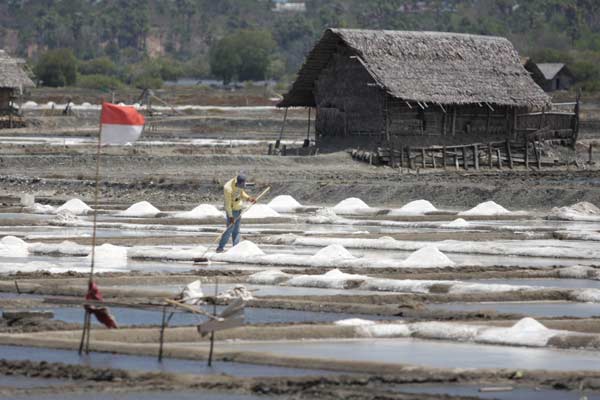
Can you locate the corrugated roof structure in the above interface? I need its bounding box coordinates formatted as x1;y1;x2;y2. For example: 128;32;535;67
279;29;550;108
0;50;34;90
535;63;567;80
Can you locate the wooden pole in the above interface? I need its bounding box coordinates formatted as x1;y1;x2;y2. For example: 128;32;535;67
431;151;436;169
407;146;413;169
473;144;479;170
462;146;468;170
488;143;493;169
276;107;288;148
208;279;218;367
535;142;542;169
506;140;513;169
158;305;167;362
525;141;530;169
589;144;594;164
421;148;426;168
442;146;447;169
497;149;502;169
306;107;311;141
399;145;405;168
451;107;456;136
78;310;89;355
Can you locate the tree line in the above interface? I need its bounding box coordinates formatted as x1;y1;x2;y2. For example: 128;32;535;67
2;0;600;90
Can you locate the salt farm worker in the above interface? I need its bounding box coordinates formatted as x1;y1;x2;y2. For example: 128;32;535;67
216;174;256;253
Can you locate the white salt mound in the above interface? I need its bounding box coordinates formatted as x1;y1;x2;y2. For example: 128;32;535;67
247;270;291;284
267;195;302;212
476;317;554;347
459;201;510;216
401;246;455;268
442;218;470;228
558;265;597;279
0;236;28;252
574;289;600;303
399;200;438;214
56;199;92;215
23;101;38;108
311;244;355;260
175;204;223;219
307;208;344;224
85;243;128;267
551;202;600;221
26;203;56;214
225;241;265;257
335;318;376;327
118;201;160;217
333;198;370;214
243;204;281;219
287;269;368;289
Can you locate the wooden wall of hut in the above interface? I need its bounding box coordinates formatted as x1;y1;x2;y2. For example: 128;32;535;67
0;88;11;111
314;46;384;139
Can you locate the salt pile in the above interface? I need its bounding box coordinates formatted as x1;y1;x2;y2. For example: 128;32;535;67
25;203;56;214
118;201;161;217
307;208;346;224
175;204;223;219
574;288;600;302
243;204;281;219
0;236;29;257
476;318;555;347
218;284;254;301
335;318;376;326
357;324;411;338
558;265;599;279
332;198;371;214
22;101;38;108
247;270;291;284
551;202;600;221
56;199;92;215
224;241;265;257
29;240;90;256
459;201;510;216
287;269;367;289
267;195;302;212
390;200;438;215
311;244;355;260
442;218;470;228
85;243;128;267
401;246;455;268
128;245;208;261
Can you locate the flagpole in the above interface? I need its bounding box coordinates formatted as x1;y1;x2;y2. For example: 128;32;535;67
79;101;104;355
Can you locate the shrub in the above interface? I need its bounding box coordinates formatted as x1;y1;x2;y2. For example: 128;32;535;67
77;74;125;90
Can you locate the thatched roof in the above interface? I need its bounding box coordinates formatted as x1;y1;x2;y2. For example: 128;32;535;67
279;29;550;108
0;50;34;90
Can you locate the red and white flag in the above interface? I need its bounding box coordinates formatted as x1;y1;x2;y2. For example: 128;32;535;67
100;102;145;145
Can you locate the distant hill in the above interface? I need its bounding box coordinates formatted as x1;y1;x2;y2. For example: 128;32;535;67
1;0;599;89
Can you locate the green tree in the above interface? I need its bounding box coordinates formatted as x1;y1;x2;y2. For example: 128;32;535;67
34;48;77;87
210;29;276;83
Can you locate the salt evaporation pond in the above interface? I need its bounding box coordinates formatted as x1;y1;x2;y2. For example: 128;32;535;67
429;301;600;318
49;305;389;326
469;278;600;290
394;385;598;400
0;345;332;378
220;338;600;371
23;392;277;400
107;283;397;298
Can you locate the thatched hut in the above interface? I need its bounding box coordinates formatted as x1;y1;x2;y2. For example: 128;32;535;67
0;50;34;113
279;29;551;150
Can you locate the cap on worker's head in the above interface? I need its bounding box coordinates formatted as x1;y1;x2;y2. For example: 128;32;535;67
236;174;246;188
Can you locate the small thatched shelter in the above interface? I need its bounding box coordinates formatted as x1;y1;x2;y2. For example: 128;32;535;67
279;29;551;149
0;49;34;112
524;61;574;92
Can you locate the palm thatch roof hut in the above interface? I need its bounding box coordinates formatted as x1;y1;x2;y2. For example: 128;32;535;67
0;49;34;111
279;29;551;149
